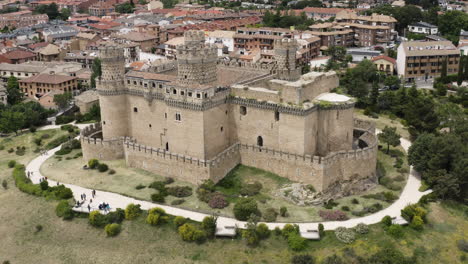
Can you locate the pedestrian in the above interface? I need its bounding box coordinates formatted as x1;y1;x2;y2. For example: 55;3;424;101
45;177;48;180
80;194;83;200
83;193;86;200
88;204;91;212
57;182;59;186
90;199;92;203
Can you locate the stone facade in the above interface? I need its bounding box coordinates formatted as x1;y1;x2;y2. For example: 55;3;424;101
81;30;378;193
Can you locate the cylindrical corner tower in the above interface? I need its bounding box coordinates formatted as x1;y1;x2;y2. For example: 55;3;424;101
176;30;218;86
274;38;301;81
97;45;128;140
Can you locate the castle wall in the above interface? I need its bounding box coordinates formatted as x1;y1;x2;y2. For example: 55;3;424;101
100;94;129;140
317;106;354;156
81;137;125;162
203;103;232;160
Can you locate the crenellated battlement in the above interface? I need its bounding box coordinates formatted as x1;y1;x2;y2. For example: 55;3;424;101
273;38;298;49
98;45;124;61
183;30;205;46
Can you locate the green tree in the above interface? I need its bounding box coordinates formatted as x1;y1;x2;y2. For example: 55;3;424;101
441;58;448;80
36;3;60;20
59;8;71;20
378;126;401;154
115;2;134;13
457;56;465;85
162;0;177;8
233;198;260;221
438;11;468;43
201;216;217;239
6;76;22;105
0;110;25;134
370;82;379;109
53;92;72;110
90;58;102;88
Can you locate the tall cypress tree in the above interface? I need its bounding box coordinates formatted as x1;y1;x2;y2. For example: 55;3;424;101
457;56;464;86
441;58;448;81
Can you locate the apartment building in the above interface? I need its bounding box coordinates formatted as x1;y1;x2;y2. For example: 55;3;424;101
19;74;78;99
396;41;460;82
0;11;48;29
308;22;355;47
233;27;295;50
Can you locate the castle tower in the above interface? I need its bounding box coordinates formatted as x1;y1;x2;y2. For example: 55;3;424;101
274;38;301;81
176;30;218;86
97;45;128;140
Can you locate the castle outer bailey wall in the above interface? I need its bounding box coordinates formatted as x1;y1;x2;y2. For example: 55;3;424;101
81;124;125;162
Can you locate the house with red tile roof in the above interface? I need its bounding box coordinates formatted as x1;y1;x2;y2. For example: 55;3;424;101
2;49;37;64
371;55;396;75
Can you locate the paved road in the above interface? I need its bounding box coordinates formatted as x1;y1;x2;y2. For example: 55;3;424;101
26;125;431;231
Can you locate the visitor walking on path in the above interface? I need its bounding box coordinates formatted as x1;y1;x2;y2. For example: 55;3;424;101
88;204;91;212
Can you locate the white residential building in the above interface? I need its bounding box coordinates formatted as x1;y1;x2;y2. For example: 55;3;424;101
408;22;438;35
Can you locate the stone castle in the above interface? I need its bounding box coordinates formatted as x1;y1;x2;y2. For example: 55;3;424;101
81;30;378;194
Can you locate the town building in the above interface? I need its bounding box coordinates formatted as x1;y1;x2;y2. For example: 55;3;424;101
408;22;438;35
458;30;468;56
80;30;378;196
19;73;79;99
303;7;351;20
371;55;396;75
42;25;79;42
0;11;48;29
0;82;6;105
75;89;99;114
396;41;460;83
2;49;37;64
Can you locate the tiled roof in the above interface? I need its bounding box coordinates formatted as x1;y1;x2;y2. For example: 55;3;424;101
371;55;396;64
3;50;36;60
19;74;76;84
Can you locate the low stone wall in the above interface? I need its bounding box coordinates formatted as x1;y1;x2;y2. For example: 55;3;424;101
81;137;125;162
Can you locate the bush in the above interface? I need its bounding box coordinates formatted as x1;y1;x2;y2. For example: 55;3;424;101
256;223;270;239
166;186;192;197
164;177;174;184
45;135;69;149
35;225;43;233
15;147;25;156
7;148;14;153
33;138;42;146
49;185;73;199
41;133;50;139
0;145;4;151
40;180;49;191
135;184;146;190
319;210;348;221
263;208;278;222
2;179;7;189
240;181;262;196
7;160;16;168
55;200;74;220
124;203;142;220
233;198;260;221
381;215;392;227
171;199;185;205
274;226;282;236
288;233;307;251
146;207;169;226
202;216;217;238
341;206;350;211
457;239;468;252
387;224;404;238
291;254;315;264
106;209;125;224
108;169;116;175
335;227;355;244
282;224;299;239
55;147;72;155
323;199;339;209
280;206;288;217
362;191;397;202
208;192;228;209
89;211;107;228
151;192;165;203
318;223;324;237
178;223;206;243
149;181;167;191
97;163;109;172
105;223;121;237
56;115;74;125
88;159;99;169
410;215;424;231
173;216;187;227
355;223;369;234
242;228;259;246
401;204;427;222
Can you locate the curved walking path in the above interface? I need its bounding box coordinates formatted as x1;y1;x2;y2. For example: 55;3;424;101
26;125;431;231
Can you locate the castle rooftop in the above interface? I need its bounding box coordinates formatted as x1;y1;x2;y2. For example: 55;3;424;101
316;93;351;103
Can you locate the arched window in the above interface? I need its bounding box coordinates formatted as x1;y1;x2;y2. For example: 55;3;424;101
257;136;263;147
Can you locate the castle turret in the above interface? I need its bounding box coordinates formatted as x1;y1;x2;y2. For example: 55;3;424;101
274;38;301;81
176;30;218;86
97;45;128;140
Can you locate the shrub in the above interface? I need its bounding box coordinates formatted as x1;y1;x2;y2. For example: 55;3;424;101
319;210;348;221
106;209;125;224
124;203;142;220
149;181;166;191
174;216;187;227
89;211;107;228
291;254;314;264
164;177;174;184
202;216;217;238
256;223;270;239
208;192;228;209
171;199;185;205
335;227;355;243
196;187;213;203
56;115;74;125
387;225;404;238
233;198;260;221
280;206;288;217
401;204;427;222
0;145;4;151
49;185;73;199
7;160;16;168
15;147;25;156
323;199;339;209
105;223;121;237
288;233;307;251
40;180;49;191
41;133;50;139
318;223;325;237
363;191;397;202
166;186;192;197
2;179;7;189
7;148;14;153
135;184;146;190
410;215;424;231
146;208;168;226
88;159;99;169
457;239;468;252
55;200;74;220
240;181;262;196
263;208;278;222
108;169;116;175
178;223;206;243
282;224;299;239
381;215;392;227
341;206;350;211
151;192;165;203
355;223;369;234
55;146;72;156
33;138;42;146
97;163;109;172
45;135;69;149
274;226;282;236
35;224;43;233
